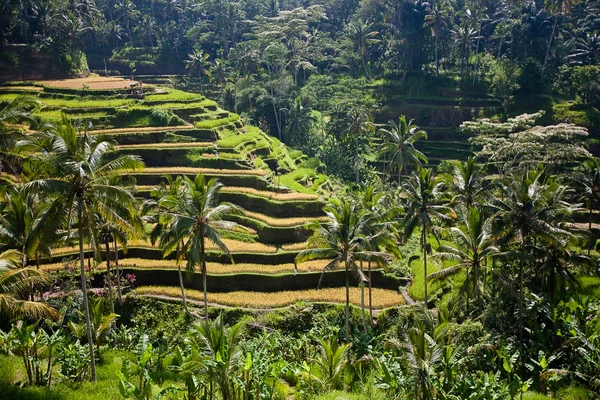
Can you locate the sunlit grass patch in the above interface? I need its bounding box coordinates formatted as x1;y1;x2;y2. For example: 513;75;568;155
90;125;193;134
578;276;600;299
144;88;204;102
243;211;326;227
221;186;319;201
135;167;268;176
196;115;239;130
117;142;213;150
41;258;332;274
135;286;404;308
279;168;328;195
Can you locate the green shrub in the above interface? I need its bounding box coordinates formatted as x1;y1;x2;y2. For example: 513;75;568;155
111;107;184;127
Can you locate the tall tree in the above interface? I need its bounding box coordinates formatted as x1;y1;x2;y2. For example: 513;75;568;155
424;0;453;78
159;174;244;320
345;105;374;185
378;116;428;184
344;19;381;78
296;198;390;340
542;0;580;72
404;168;451;306
21;116;143;381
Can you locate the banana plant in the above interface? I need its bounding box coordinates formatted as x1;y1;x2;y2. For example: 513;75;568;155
118;333;154;400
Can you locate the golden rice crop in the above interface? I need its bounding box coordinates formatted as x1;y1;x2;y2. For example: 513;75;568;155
243;211;327;227
221;186;319;201
90;125;194;135
135;286;404;308
136;167;267;176
41;258;331;274
117;142;213;150
281;242;308;251
38;77;140;90
50;238;280;256
0;86;43;92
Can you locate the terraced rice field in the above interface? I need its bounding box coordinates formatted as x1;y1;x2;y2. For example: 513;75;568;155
17;80;405;307
135;286;405;308
41;258;330;274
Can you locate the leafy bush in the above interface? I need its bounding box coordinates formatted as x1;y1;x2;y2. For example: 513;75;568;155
555;65;600;109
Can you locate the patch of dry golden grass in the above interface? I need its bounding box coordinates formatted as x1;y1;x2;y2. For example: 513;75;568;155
0;86;43;92
38;77;140;90
243;211;326;227
221;186;318;201
135;167;268;176
117;142;213;150
135;286;404;308
40;258;331;274
90;125;194;134
281;242;308;251
49;238;296;256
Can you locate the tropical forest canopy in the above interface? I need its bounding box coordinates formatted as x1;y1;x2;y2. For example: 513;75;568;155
1;0;600;399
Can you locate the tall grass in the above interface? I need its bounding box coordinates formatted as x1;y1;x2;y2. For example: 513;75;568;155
135;286;404;308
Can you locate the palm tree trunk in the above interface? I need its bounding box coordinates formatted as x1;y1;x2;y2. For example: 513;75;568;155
589;201;593;256
473;23;482;85
104;240;115;323
542;14;559;72
360;260;367;334
368;260;373;326
113;240;123;305
78;201;97;381
435;33;439;79
361;49;369;78
422;229;428;307
345;259;350;341
176;243;190;315
201;236;208;321
519;241;525;375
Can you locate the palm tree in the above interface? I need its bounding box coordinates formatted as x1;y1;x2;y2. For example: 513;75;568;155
0;185;53;269
492;168;573;370
304;336;351;391
283;97;316;145
568;32;600;65
21;116;143;381
359;187;401;325
0;249;58;320
445;156;487;209
159;174;244;320
542;0;579;72
117;0;139;47
430;206;498;312
404;168;451;306
345;105;374;184
344;19;381;78
186;50;212;94
572;158;600;256
378;116;428;184
296;198;390;340
210;58;232;87
464;2;489;84
0;94;40;174
147;175;190;314
450;21;479;80
424;0;453;78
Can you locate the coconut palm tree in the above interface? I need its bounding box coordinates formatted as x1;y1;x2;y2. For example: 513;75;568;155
0;94;40;175
572;158;600;256
159;173;244;320
542;0;579;72
296;197;390;340
359;187;401;326
344;19;381;78
283;97;316;145
147;175;190;314
378;116;428;184
186;50;212;94
445;156;487;209
492;168;573;370
403;168;451;306
0;185;54;269
345;105;374;184
20;115;143;381
0;249;58;320
424;0;453;78
430;206;498;313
